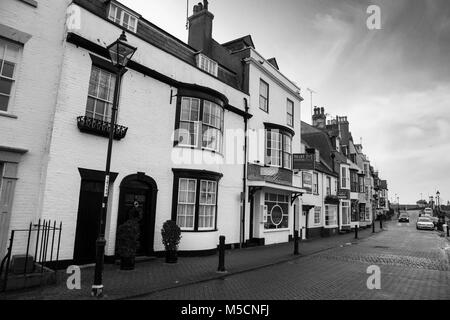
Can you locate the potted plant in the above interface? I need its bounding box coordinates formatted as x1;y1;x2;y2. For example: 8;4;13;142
161;220;181;263
116;219;140;270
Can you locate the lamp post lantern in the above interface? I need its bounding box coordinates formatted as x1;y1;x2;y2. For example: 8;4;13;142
91;31;137;298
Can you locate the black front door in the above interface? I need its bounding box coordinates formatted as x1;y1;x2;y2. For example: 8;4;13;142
117;175;157;257
73;180;103;264
118;187;150;256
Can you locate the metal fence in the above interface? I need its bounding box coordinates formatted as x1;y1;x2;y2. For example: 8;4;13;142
0;219;62;292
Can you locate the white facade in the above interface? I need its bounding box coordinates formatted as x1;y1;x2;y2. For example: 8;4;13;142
244;48;305;246
0;0;70;257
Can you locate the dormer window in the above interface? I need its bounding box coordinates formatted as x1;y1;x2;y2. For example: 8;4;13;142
108;2;139;33
196;54;218;77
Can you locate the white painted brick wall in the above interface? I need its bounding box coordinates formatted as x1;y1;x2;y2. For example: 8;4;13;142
38;6;248;260
0;0;70;255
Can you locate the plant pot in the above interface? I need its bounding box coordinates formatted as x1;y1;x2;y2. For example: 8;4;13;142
120;256;135;270
165;250;178;264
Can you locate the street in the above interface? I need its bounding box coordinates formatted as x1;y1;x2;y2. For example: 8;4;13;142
135;211;450;300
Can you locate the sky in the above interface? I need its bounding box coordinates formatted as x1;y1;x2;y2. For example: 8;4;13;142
121;0;450;204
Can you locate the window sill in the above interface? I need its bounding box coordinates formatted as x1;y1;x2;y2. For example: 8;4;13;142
324;225;338;229
263;228;289;233
0;112;18;119
181;229;218;233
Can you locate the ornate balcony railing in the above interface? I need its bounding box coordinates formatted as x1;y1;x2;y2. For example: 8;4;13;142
77;116;128;141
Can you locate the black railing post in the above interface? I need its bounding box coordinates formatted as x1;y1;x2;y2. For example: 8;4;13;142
354;225;358;239
372;220;375;233
379;215;383;229
294;230;299;255
2;230;15;292
446;224;449;237
50;221;56;264
218;236;226;272
34;219;41;264
24;222;32;275
56;222;62;265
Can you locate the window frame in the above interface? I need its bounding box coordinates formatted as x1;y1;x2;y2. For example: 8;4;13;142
313;172;319;195
196;54;218;77
314;206;321;225
175;96;224;154
85;65;117;123
326;176;332;196
341;201;350;225
286;98;294;127
265;129;293;170
108;2;139;32
259;79;269;113
171;169;222;233
264;193;290;230
0;38;22;114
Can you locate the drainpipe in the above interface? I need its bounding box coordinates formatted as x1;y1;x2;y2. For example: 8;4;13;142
331;153;340;231
241;98;249;248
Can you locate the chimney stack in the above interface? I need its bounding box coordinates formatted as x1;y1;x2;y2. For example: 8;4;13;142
188;1;214;55
312;106;326;130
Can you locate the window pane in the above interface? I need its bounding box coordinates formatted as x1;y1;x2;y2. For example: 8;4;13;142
2;61;15;78
0;78;13;95
98;72;110;100
5;44;20;63
86;97;95;112
0;95;9;111
88;67;100;96
180;98;190;121
190;99;200;121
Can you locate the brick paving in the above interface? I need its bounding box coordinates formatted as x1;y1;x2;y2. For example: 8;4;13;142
1;224;379;300
136;214;449;300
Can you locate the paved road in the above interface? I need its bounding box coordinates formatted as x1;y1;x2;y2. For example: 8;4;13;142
135;211;450;300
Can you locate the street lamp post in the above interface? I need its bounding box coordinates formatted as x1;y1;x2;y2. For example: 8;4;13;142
91;31;137;298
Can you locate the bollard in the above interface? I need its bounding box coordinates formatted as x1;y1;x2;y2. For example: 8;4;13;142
217;235;226;272
294;230;299;255
379;216;383;229
446;224;449;237
372;220;375;233
354;225;358;239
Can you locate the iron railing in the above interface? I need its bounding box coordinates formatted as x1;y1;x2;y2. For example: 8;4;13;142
77;116;128;140
0;220;62;292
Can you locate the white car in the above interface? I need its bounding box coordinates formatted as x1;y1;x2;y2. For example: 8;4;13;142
423;208;433;216
416;217;435;230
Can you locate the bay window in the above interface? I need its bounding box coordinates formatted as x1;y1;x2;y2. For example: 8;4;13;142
266;129;293;169
176;97;224;153
264;193;289;230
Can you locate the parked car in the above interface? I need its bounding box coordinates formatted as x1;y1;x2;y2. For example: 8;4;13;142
398;213;409;223
416;217;435;230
